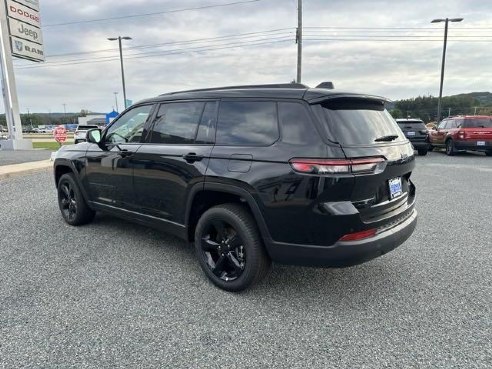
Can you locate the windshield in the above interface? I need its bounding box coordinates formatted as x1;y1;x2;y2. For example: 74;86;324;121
315;99;406;145
463;118;492;128
77;125;99;130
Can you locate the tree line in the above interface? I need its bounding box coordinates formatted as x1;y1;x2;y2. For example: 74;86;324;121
390;93;492;123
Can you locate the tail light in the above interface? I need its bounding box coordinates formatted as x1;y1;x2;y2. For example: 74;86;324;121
339;228;377;242
289;157;386;175
458;130;466;139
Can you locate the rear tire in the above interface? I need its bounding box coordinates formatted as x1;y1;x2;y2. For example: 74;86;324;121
486;150;492;157
428;145;434;152
418;149;428;156
57;173;95;226
194;203;271;292
445;140;456;156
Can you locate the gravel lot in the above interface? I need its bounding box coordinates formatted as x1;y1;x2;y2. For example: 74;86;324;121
0;151;490;368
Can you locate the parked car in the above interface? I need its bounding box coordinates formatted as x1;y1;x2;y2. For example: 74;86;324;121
396;118;429;156
428;115;492;156
74;124;99;144
53;83;418;291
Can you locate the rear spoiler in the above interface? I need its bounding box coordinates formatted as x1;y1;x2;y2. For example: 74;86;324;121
304;91;391;105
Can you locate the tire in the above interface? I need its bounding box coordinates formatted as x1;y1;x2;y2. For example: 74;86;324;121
445;140;455;156
194;203;271;292
428;145;434;152
486;150;492;157
418;149;428;156
57;173;95;226
74;139;80;144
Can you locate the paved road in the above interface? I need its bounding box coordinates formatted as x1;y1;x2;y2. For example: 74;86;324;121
0;152;490;368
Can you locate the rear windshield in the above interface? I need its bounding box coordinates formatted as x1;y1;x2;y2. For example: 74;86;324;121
463;118;492;128
315;99;406;145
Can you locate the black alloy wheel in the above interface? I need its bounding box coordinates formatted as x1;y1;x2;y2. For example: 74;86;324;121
195;204;271;292
57;173;95;226
200;220;246;282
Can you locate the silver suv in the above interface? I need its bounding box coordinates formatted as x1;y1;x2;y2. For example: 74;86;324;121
74;125;99;144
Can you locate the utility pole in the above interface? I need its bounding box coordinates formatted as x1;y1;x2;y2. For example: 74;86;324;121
296;0;302;83
63;103;67;124
114;92;119;112
431;17;463;123
108;36;132;109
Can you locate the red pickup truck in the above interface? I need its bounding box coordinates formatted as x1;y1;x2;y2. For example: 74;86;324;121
429;116;492;156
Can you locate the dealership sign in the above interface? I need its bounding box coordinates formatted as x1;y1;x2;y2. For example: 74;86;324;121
10;35;44;61
6;0;40;27
8;17;42;44
13;0;39;12
4;0;44;63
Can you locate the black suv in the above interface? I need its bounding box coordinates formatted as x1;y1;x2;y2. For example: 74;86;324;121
396;118;429;156
54;83;417;291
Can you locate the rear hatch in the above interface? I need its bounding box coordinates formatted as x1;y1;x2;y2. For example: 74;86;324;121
311;97;416;228
396;120;428;143
462;117;492;141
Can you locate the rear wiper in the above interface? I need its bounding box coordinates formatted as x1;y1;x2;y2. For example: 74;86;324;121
374;134;399;142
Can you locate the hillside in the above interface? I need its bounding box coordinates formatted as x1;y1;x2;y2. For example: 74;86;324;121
391;92;492;122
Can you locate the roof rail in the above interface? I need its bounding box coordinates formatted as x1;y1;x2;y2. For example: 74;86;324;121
160;83;310;96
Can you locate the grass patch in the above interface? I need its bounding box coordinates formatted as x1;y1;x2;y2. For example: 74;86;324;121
33;142;69;151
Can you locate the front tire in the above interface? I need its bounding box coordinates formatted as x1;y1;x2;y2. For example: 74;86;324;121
418;149;428;156
445;140;456;156
194;204;271;292
57;173;95;226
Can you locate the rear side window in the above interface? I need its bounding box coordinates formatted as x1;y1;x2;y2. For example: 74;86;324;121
216;101;278;146
278;102;318;145
148;102;204;144
315;99;406;145
463;118;492;128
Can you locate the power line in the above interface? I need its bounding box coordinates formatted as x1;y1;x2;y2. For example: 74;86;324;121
15;38;294;70
42;28;294;58
43;0;263;28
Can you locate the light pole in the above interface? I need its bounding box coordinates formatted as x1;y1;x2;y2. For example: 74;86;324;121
113;92;119;112
63;103;66;124
296;0;302;83
431;17;463;123
108;36;132;109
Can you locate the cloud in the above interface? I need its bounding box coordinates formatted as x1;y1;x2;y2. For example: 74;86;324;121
3;0;490;114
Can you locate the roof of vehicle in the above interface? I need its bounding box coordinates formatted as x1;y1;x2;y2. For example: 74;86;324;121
396;118;424;122
136;84;390;105
447;115;491;119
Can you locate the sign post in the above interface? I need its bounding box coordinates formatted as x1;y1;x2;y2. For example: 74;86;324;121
0;0;44;150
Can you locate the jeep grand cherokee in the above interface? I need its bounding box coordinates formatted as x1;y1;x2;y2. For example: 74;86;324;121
54;83;417;291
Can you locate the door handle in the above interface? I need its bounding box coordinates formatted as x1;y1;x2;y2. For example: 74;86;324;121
182;153;203;163
119;149;133;158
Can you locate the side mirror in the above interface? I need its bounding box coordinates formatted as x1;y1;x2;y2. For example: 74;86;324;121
86;128;102;144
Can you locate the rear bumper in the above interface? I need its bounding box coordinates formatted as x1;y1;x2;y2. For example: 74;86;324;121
266;209;417;267
410;141;429;150
454;140;491;151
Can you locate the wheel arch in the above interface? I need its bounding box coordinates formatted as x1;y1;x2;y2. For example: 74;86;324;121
54;160;92;206
185;182;272;248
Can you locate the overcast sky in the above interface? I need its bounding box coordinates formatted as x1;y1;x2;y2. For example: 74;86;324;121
5;0;492;114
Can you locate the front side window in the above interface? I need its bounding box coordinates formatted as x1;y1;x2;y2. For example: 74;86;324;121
148;102;205;144
216;101;278;146
105;105;153;144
